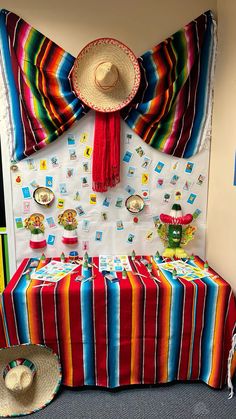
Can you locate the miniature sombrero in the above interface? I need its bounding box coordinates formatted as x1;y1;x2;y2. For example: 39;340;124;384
0;344;61;417
160;204;193;225
71;38;141;112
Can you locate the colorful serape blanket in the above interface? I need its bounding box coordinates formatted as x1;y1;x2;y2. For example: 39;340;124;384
121;11;216;158
0;9;88;161
0;10;216;161
0;256;235;391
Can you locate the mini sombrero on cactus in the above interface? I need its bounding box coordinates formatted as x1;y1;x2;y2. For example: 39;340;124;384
157;204;196;258
160;204;193;225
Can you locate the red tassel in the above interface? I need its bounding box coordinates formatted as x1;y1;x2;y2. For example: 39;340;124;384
92;111;120;192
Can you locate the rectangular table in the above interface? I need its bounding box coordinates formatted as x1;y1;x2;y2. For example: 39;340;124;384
0;255;235;389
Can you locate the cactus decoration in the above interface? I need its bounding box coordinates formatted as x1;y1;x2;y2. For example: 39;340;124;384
157;204;196;258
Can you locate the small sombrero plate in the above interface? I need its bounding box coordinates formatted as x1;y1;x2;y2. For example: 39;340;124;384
33;187;55;207
125;195;145;214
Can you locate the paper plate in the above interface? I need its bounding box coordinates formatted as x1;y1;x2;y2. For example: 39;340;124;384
33;187;55;207
125;195;145;214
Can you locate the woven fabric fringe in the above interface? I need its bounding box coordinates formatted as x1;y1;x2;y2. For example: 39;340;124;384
227;333;236;399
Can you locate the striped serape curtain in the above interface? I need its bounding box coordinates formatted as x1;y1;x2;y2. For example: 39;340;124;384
121;10;216;158
0;9;216;162
0;9;89;162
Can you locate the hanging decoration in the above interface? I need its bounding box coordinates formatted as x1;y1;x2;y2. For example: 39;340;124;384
0;9;216;191
24;213;47;249
33;187;55;207
125;195;145;214
58;209;78;245
157;204;196;258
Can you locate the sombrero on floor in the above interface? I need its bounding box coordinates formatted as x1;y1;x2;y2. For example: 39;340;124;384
0;344;61;417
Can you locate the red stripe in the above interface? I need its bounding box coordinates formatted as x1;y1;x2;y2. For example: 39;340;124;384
30;240;47;249
133;257;158;383
178;279;195;379
41;282;59;355
119;269;132;385
190;279;206;379
92;257;108;386
68;262;85;386
62;237;78;244
2;258;29;345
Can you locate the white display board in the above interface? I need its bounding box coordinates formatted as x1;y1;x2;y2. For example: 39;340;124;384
2;110;210;267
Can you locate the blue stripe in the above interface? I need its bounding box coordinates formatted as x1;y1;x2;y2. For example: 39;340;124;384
160;268;183;380
80;263;95;385
184;12;215;157
11;265;31;343
106;272;120;387
200;276;218;382
0;10;25;161
0;294;10;345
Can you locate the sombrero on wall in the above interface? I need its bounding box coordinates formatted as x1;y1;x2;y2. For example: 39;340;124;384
71;37;141;192
71;38;141;113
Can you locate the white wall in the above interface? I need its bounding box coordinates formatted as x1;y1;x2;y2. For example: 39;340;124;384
207;0;236;293
0;0;216;57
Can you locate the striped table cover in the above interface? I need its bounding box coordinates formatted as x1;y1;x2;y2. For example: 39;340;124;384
0;256;235;389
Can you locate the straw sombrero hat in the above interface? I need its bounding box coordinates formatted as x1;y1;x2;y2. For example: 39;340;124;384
0;344;61;417
71;38;141;112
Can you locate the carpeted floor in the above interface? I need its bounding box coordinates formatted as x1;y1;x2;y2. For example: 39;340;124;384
29;382;235;419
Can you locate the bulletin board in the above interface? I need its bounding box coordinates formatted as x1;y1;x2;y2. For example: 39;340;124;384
8;111;209;266
0;9;215;271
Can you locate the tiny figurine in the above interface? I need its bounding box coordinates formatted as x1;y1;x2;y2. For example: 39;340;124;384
155;250;162;262
24;213;47;249
58;209;78;245
40;253;46;261
157;203;196;258
172;268;177;279
84;252;89;262
83;259;89;269
147;262;152;273
131;250;136;261
60;252;66;262
122;269;127;279
204;260;209;270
